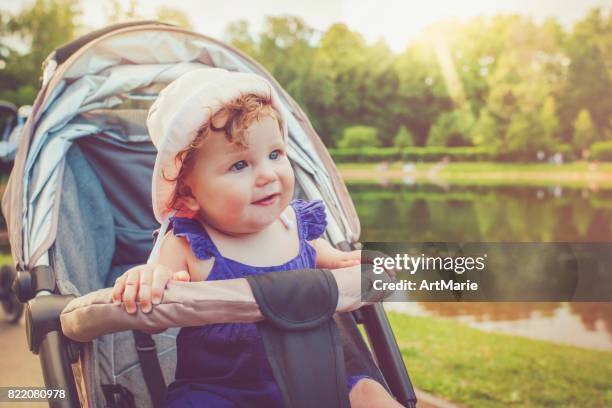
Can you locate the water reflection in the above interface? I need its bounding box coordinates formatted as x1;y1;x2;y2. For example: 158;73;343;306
349;183;612;242
349;182;612;350
385;302;612;351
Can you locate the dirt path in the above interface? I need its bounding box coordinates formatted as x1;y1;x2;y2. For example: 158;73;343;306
0;313;46;407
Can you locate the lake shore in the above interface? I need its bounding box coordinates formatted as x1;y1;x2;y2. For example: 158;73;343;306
338;161;612;188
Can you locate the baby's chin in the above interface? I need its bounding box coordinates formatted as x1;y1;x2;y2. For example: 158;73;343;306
227;206;287;234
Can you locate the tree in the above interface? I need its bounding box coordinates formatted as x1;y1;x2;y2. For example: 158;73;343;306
224;20;257;57
156;6;192;30
104;0;140;24
358;38;399;144
393;40;452;146
313;24;369;143
504;112;542;156
427;107;475;146
539;96;560;144
257;15;315;91
338;126;380;148
0;0;80;105
394;125;414;148
470;108;499;147
572;109;598;151
560;9;611;142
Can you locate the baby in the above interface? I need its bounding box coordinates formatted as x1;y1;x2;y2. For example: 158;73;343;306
112;68;403;407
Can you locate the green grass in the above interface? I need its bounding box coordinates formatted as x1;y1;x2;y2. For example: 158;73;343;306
0;252;13;266
387;311;612;407
338;161;612;188
338;161;612;173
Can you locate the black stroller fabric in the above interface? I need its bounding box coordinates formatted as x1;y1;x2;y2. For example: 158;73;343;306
246;269;350;408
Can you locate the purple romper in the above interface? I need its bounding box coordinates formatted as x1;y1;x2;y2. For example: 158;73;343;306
165;199;369;407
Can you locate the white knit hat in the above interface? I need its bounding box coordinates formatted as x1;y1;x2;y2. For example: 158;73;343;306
146;67;288;225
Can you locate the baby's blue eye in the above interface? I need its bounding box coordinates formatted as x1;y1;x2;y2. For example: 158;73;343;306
269;150;281;160
230;160;248;171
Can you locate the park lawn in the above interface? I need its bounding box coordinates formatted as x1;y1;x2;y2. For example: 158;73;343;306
337;161;612;173
387;311;612;408
0;252;13;266
337;161;612;188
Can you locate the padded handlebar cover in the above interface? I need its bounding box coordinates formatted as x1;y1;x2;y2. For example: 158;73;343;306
59;267;379;342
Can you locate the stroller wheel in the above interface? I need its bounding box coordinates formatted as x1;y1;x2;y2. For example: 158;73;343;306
0;264;23;324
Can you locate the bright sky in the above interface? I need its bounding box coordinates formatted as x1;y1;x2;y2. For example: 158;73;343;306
7;0;612;52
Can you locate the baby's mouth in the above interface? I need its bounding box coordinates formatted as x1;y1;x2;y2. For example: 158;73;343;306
252;193;280;206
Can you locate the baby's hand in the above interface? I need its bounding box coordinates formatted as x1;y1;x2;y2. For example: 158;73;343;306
322;249;362;269
111;264;190;314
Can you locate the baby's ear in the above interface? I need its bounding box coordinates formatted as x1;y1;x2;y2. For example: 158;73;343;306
178;196;200;213
176;186;200;212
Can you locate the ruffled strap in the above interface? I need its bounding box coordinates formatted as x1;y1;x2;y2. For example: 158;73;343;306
170;216;218;260
292;199;327;240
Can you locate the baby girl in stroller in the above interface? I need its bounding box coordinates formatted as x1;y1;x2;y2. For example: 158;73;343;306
111;68;403;407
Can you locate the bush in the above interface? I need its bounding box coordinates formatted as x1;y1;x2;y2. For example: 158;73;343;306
327;147;400;162
573;109;598;150
394;125;415;148
328;146;497;163
591;141;612;161
338;126;380;148
554;144;576;162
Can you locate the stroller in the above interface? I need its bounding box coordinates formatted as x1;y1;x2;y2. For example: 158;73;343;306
2;21;417;407
0;100;29;323
0;101;30;166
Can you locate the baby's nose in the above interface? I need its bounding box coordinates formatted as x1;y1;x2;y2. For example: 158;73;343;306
255;163;277;186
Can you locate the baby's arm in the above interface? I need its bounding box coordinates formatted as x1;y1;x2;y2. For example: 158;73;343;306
112;232;210;315
309;238;361;269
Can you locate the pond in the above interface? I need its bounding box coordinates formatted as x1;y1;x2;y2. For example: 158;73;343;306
349;181;612;351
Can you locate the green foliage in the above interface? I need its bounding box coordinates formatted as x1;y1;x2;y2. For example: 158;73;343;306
1;5;609;160
394;125;415;147
338;126;380;148
155;6;193;30
573;109;599;150
104;0;139;24
0;0;80;105
224;20;257;57
540;96;560;143
470;108;499;146
328;146;495;162
590;141;612;161
427;107;475;147
555;144;576;162
560;8;612;141
502;112;550;158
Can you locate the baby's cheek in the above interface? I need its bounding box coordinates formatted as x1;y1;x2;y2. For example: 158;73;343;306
218;193;250;218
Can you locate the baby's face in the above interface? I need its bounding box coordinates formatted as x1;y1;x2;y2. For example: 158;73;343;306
184;115;294;234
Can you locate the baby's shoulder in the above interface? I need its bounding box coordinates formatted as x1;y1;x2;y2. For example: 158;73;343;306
158;231;214;281
157;231;190;265
159;230;189;253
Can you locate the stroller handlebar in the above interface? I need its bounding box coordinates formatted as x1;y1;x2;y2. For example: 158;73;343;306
59;266;391;343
